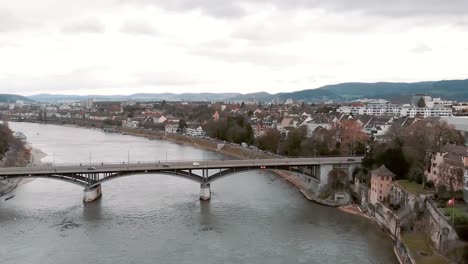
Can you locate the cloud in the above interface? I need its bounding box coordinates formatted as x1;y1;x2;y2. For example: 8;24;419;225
410;43;432;53
0;68;113;94
120;20;159;36
61;18;105;34
0;11;28;32
122;0;247;18
136;72;205;86
122;0;468;19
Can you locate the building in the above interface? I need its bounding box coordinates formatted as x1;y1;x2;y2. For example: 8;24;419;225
426;144;468;191
464;167;468;204
338;104;452;118
81;98;94;109
212;110;219;121
369;165;396;205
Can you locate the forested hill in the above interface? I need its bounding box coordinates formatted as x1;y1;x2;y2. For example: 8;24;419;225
314;79;468;102
0;94;34;103
24;78;468;103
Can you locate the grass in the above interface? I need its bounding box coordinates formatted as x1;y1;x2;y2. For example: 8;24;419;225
396;180;434;195
401;232;449;264
442;207;468;226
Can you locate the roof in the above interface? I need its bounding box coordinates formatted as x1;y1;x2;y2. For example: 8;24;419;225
371;165;396;178
440;144;468;156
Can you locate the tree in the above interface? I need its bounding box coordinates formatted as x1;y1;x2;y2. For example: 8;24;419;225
203;116;254;144
178;119;187;133
256;129;281;153
278;126;307;156
417;97;426;108
334;120;370;155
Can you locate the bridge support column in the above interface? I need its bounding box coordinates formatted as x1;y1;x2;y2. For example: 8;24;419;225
200;183;211;201
83;184;102;203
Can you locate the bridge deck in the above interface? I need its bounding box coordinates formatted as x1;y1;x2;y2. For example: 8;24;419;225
0;157;362;176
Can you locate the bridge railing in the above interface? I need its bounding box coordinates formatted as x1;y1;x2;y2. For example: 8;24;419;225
18;156;363;168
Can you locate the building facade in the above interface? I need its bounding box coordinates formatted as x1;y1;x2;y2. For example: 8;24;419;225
369;165;396;205
426;144;468;191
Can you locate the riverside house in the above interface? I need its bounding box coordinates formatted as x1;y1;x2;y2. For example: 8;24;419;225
369;165;396;205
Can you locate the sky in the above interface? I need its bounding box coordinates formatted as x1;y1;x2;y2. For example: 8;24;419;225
1;0;468;96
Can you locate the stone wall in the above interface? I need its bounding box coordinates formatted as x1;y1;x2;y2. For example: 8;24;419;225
394;238;417;264
0;178;23;196
372;200;399;238
425;200;458;253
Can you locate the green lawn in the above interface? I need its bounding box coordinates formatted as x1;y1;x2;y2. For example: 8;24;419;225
396;180;434;195
442;207;468;226
402;232;449;264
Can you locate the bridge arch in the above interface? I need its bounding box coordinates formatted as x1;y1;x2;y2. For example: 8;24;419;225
1;174;89;187
88;170;203;188
207;166;304;183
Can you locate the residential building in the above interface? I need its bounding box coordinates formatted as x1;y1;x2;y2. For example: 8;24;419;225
338;104;452;118
369;165;396;205
464;167;468;204
426;144;468;191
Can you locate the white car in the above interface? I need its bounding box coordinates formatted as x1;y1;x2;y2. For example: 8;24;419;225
192;162;200;166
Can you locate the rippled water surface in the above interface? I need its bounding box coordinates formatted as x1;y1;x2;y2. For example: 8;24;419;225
1;122;397;264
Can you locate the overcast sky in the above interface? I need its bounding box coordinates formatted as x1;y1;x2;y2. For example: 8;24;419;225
1;0;468;95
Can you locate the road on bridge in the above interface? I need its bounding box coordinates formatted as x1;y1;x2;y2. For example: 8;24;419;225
0;157;362;176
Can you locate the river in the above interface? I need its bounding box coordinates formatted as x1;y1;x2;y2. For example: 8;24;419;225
1;122;397;264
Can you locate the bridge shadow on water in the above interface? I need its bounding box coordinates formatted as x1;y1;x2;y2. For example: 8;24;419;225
82;198;103;221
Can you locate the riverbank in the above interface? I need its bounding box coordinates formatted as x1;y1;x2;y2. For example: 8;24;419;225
0;145;46;197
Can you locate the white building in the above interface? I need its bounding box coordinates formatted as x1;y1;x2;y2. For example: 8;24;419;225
338;105;452;118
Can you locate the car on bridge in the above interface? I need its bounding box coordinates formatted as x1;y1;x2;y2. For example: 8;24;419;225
87;167;97;170
192;162;200;166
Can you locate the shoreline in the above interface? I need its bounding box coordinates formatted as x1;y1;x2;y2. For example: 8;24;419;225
0;144;46;197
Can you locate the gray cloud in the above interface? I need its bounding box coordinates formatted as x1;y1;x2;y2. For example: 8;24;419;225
120;20;159;36
0;11;28;32
61;18;105;34
123;0;468;19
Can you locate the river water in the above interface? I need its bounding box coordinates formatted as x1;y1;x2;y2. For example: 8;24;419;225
1;122;397;264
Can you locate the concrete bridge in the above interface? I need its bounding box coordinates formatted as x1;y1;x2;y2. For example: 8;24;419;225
0;157;362;202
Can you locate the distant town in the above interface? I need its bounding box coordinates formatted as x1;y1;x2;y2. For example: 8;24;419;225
1;94;467;140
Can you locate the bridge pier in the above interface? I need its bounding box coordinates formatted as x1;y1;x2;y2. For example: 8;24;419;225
83;184;102;203
200;183;211;201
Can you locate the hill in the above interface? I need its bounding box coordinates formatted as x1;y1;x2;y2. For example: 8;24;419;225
315;79;468;102
27;78;468;103
0;94;34;103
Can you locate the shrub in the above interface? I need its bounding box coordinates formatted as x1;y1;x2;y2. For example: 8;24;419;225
425;180;434;188
437;185;451;200
455;226;468;242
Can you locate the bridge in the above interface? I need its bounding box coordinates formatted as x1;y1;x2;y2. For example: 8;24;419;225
0;157;362;202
